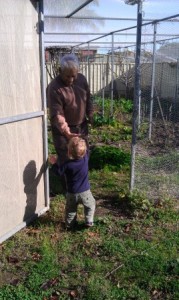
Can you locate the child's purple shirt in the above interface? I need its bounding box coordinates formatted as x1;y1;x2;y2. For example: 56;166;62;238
59;152;90;193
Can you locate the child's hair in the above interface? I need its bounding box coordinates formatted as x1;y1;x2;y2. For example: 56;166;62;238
68;137;87;160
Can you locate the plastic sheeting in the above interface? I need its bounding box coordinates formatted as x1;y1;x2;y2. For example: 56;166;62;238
0;0;48;243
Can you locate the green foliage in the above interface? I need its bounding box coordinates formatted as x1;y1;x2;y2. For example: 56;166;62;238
118;188;153;216
93;113;117;127
93;97;133;127
94;96;112;111
89;145;131;170
94;96;133;114
119;98;133;113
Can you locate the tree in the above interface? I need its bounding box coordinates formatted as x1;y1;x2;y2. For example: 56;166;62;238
44;0;105;79
44;0;104;35
124;0;143;4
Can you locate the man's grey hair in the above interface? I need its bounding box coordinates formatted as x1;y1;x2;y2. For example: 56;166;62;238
60;54;79;71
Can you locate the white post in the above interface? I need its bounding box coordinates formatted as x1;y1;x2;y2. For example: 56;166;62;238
149;22;157;140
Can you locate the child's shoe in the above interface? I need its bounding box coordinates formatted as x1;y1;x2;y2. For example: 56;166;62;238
85;222;93;227
65;220;78;231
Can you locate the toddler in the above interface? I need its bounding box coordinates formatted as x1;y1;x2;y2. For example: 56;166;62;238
59;137;96;229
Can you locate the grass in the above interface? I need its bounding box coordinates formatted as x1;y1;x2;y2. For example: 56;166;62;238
0;97;178;299
0;193;178;299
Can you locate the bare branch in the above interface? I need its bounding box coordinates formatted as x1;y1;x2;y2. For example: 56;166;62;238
124;0;143;5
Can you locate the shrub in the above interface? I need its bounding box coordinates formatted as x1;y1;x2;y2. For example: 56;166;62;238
118;188;152;216
89;145;131;171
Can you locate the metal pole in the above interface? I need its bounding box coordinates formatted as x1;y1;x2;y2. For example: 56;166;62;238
149;23;157;140
138;89;141;127
87;42;91;90
175;58;179;122
125;47;129;98
130;0;142;191
70;14;179;49
0;111;44;125
110;33;114;116
39;0;50;207
102;58;105;117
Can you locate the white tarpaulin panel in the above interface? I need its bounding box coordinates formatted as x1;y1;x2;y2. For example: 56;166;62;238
0;119;45;239
0;0;48;243
0;0;42;118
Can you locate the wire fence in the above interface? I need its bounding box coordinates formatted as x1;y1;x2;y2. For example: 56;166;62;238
132;17;179;201
45;15;179;201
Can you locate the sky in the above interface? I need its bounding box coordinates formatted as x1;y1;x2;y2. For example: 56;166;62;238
89;0;179;52
93;0;178;32
95;0;178;20
44;0;179;53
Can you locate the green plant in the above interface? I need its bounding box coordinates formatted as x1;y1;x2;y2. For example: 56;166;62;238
118;188;153;216
119;98;133;113
93;113;117;127
89;145;131;171
93;97;132;127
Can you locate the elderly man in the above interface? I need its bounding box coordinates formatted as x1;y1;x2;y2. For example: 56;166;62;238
47;54;93;166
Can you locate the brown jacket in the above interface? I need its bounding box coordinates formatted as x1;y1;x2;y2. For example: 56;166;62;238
47;73;93;135
47;73;93;163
